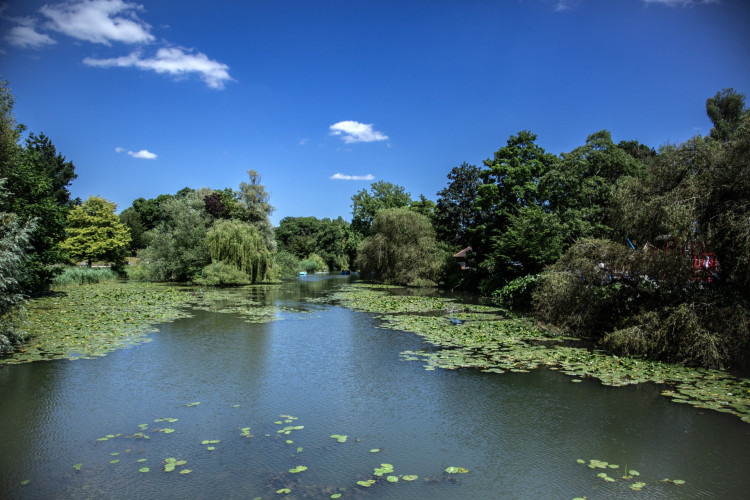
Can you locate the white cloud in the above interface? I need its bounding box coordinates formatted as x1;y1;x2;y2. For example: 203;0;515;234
298;138;310;146
40;0;154;45
554;0;580;11
641;0;719;5
114;146;125;153
4;17;56;48
330;173;375;181
84;47;233;89
330;121;389;144
126;149;157;159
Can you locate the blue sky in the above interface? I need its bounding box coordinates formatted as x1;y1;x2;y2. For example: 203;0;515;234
2;0;749;225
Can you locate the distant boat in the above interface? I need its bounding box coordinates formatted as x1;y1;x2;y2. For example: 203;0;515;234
298;271;307;276
341;270;350;275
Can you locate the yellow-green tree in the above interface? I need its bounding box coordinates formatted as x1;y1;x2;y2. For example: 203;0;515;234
60;196;131;268
204;218;273;283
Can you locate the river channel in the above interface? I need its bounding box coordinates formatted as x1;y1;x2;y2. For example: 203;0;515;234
1;274;749;499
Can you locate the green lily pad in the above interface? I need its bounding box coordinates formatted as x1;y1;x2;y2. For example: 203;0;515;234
109;459;120;464
207;446;215;451
289;465;308;473
630;482;646;491
576;459;585;464
285;440;293;444
180;469;192;474
387;475;399;483
139;467;150;473
370;448;381;453
20;480;30;486
137;459;147;463
445;466;469;474
673;479;685;485
331;495;341;499
330;434;347;443
185;402;200;407
73;463;82;470
276;488;291;494
403;475;419;481
357;480;375;487
297;447;303;453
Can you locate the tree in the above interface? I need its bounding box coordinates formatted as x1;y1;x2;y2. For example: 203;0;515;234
60;196;131;268
706;88;749;142
433;162;484;248
0;182;36;353
275;216;322;258
409;194;436;220
355;208;445;286
204;218;273;283
350;180;411;237
237;170;275;250
137;193;210;282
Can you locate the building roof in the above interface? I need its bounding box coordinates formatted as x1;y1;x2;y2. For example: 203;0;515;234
452;246;472;259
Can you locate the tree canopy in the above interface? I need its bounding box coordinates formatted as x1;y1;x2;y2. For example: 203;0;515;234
60;196;131;268
350;180;411;237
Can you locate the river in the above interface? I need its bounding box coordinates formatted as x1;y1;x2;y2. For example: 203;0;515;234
1;274;749;499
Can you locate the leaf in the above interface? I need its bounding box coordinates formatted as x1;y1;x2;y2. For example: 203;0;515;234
20;480;30;486
276;488;291;494
403;475;419;481
387;475;399;483
180;469;192;474
73;463;82;470
445;466;469;474
139;467;150;473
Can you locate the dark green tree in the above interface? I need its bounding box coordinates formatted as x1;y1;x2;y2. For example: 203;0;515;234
409;194;436;220
706;88;749;142
433;162;484;248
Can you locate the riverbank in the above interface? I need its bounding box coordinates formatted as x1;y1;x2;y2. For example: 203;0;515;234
319;283;750;424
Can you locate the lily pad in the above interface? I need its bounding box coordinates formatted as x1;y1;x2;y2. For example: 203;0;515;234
445;466;469;474
330;434;348;443
73;463;82;470
180;469;192;474
289;465;308;473
139;467;150;473
387;475;399;483
403;475;419;481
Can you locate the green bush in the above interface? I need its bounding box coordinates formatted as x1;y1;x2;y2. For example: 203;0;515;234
300;253;326;273
194;261;250;286
51;266;119;286
274;250;301;278
494;273;542;311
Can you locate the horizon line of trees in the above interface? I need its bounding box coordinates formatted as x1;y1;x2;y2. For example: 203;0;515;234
2;71;749;369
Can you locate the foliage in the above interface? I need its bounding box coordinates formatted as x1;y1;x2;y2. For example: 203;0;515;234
204;218;273;283
433;162;484;248
274;250;301;278
493;273;542;312
0;109;77;291
355;208;446;286
51;266;119;286
275;216;351;271
237;170;276;250
194;261;251;286
408;194;436;220
706;88;749;142
60;196;131;269
350;180;411;237
0;185;36;353
299;253;326;273
136;193;211;282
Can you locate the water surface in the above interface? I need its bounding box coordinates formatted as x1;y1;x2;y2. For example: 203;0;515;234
1;275;749;499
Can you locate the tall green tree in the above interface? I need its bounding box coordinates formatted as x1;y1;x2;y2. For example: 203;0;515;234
0;182;36;353
60;196;131;269
237;170;276;250
350;180;411;237
433;162;484;248
137;193;211;282
356;208;445;287
706;88;749;142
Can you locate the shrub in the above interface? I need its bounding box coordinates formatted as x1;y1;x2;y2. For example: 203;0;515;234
274;251;300;278
494;273;542;311
194;261;250;286
51;266;119;286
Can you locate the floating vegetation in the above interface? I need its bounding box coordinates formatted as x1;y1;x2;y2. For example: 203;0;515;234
325;284;750;423
185;402;200;407
445;466;469;474
154;417;178;423
240;427;253;438
276;488;291;494
73;463;82;470
139;467;150;473
289;465;308;473
577;458;689;494
3;282;195;365
357;480;375;487
330;434;347;443
403;475;419;481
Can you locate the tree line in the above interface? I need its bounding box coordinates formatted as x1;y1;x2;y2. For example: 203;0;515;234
2;72;748;369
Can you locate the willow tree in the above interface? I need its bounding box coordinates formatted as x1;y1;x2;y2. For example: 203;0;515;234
355;208;446;287
204;218;273;283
